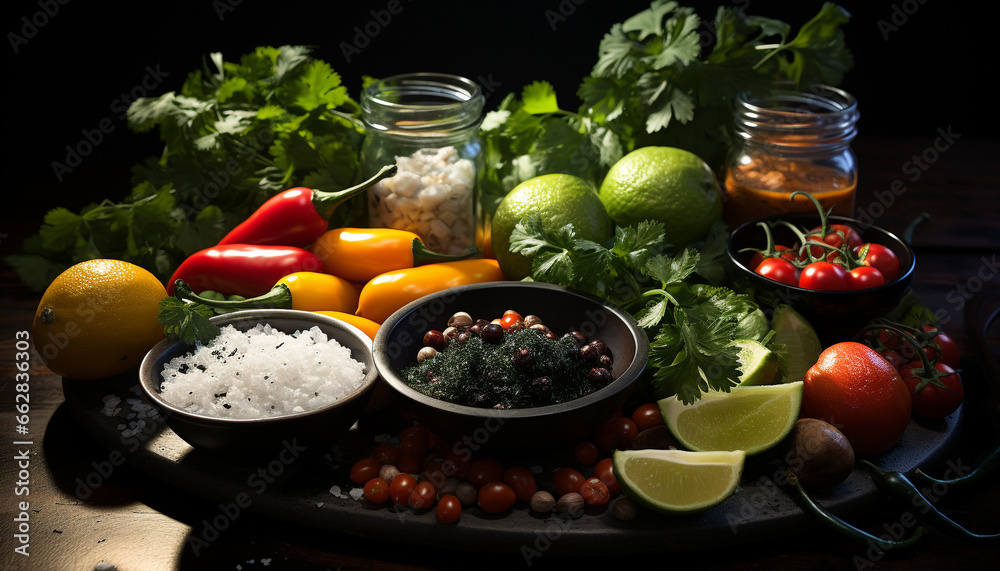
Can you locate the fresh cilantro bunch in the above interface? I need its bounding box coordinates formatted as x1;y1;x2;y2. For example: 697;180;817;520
479;1;852;201
8;46;365;291
510;217;780;403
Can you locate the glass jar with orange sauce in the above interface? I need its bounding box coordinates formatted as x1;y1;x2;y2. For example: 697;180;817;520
723;83;859;229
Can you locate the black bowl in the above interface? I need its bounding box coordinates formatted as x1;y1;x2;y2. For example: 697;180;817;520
372;281;649;452
139;309;379;458
726;214;915;343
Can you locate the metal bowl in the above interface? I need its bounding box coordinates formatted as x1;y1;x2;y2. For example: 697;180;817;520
372;281;649;452
139;309;379;458
725;214;916;343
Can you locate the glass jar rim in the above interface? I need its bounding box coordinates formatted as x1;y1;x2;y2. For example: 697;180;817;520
735;82;858;152
362;73;484;133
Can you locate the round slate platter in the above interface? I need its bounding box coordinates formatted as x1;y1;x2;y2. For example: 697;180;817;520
62;371;962;555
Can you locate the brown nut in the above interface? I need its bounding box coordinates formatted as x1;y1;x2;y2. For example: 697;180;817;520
529;490;556;513
785;418;855;490
612;497;639;521
556;492;585;516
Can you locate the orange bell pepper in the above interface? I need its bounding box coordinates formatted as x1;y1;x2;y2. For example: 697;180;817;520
356;258;507;324
313;311;380;340
309;227;478;283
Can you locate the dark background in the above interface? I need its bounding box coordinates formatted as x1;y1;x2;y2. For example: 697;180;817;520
2;0;994;228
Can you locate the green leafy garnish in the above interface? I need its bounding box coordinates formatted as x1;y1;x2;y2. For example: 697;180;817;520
157;297;219;345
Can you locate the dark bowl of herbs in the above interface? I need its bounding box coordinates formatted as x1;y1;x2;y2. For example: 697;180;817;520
372;281;649;452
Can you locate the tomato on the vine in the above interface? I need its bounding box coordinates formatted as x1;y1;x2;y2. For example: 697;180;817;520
436;494;462;524
755;257;799;287
749;245;796;270
579;477;611;506
900;361;964;419
808;223;864;256
478;481;517;513
799;261;849;291
856;243;901;282
877;348;907;372
631;403;664;432
919;325;961;369
848;266;886;290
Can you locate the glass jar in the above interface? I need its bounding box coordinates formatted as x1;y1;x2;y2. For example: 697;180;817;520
361;73;484;256
723;83;859;229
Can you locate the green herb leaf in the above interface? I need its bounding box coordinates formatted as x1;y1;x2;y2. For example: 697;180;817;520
158;297;220;345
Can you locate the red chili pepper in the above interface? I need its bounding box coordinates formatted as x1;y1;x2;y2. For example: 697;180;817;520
165;244;324;298
217;164;397;247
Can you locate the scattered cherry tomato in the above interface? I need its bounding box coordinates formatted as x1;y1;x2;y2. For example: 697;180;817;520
799;261;849;291
503;466;538;502
363;477;390;504
579;477;611;506
593;457;620;496
422;460;447;487
466;457;505;490
594;416;639;453
371;442;400;466
350;457;382;486
631;403;664;432
389;473;417;506
410;480;438;510
574;441;599;465
436;494;462;524
856;243;901;282
478;481;517;513
396;451;423;475
440;449;471;479
399;435;428;458
552;467;586;497
848;266;886;290
755;257;799;286
900;361;964;420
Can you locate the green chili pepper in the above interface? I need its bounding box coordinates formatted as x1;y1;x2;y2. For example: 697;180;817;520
859;459;1000;543
785;469;926;551
911;445;1000;491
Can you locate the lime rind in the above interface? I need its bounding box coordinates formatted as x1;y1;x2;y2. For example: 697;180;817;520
732;338;780;386
770;305;823;384
612;449;746;513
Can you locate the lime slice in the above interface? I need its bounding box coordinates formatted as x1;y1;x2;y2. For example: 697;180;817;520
771;305;823;384
658;381;804;455
733;339;780;386
613;449;745;513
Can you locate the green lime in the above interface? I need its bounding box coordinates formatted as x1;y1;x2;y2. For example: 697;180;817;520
599;146;722;247
658;381;804;456
613;449;745;513
491;173;614;280
770;305;823;384
733;339;781;386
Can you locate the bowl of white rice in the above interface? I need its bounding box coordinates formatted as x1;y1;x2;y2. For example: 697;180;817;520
139;309;379;456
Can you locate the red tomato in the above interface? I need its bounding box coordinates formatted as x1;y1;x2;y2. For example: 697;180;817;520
877;348;907;372
593;457;620;496
802;342;912;456
503;466;538;502
350;457;382;486
389;473;417;506
808;223;864;255
631;403;664;432
755;257;800;286
422;460;447;487
848;266;886;290
399;435;428;458
500;311;522;330
900;361;964;419
919;325;961;369
579;477;611;506
440;449;471;479
363;477;390;504
799;261;849;291
410;480;438;510
396;451;423;475
574;441;599;466
552;467;586;497
594;417;638;452
371;442;401;466
856;243;901;282
749;245;795;270
436;494;462;524
477;481;517;513
466;457;505;490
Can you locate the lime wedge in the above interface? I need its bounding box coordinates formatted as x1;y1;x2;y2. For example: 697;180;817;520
771;305;823;384
733;339;780;386
613;449;745;513
658;381;804;455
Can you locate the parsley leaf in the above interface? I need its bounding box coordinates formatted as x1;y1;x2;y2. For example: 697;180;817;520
157;297;220;345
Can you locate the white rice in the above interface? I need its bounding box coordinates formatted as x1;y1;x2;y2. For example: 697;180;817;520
158;324;367;419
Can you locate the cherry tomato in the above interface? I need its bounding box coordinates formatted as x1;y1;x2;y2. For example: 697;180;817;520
919;325;961;369
389;473;417;506
799;261;849;291
396;451;424;475
410;480;438;510
808;223;864;255
848;266;886;290
422;460;447;487
574;441;599;466
594;416;639;453
500;311;522;330
631;403;664;432
749;245;795;270
399;425;429;446
440;449;471;479
593;457;620;496
856;243;901;282
363;477;390;504
552;467;586;497
371;442;401;466
503;466;538;502
466;457;505;490
900;361;964;420
755;257;800;286
399;435;429;458
350;457;382;486
436;494;462;524
579;477;611;506
877;348;907;372
477;481;517;513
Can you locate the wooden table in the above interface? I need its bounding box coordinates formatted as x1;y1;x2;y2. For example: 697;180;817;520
2;136;999;570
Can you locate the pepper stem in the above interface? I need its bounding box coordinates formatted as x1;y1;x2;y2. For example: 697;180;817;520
312;164;398;220
173;279;294;311
411;239;479;265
